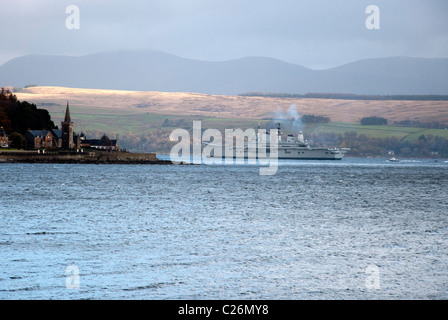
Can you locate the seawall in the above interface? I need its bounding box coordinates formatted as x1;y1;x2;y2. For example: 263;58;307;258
0;150;173;164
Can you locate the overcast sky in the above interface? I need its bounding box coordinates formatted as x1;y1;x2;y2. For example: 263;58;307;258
1;0;447;69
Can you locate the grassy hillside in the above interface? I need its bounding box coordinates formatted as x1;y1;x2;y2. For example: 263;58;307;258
15;86;448;124
308;122;448;141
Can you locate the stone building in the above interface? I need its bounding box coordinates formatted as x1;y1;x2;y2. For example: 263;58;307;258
24;129;55;149
24;103;81;150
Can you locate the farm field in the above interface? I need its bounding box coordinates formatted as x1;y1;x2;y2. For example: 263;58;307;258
308;122;448;141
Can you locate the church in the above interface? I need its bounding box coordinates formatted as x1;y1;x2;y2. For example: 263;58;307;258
24;103;118;151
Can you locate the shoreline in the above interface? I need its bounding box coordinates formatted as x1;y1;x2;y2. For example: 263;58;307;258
0;150;175;165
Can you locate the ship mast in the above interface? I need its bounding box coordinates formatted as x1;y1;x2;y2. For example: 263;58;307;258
276;122;282;142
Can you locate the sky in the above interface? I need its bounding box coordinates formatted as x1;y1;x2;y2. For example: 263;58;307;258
0;0;447;69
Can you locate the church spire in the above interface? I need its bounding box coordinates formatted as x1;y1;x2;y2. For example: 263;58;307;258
61;101;75;149
64;101;71;123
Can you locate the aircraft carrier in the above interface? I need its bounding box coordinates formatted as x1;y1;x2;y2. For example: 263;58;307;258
203;123;350;160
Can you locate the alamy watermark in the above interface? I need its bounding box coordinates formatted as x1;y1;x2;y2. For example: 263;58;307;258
65;265;80;289
66;5;80;30
169;121;279;175
64;5;379;31
365;264;381;289
366;5;380;30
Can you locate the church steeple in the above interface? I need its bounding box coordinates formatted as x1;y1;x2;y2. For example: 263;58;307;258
61;101;74;149
63;102;72;123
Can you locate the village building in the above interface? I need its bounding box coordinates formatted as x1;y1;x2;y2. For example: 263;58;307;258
0;126;8;148
81;134;119;151
24;103;80;150
23;102;118;151
24;129;57;149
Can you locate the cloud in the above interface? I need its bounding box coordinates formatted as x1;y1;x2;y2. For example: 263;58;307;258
0;0;447;68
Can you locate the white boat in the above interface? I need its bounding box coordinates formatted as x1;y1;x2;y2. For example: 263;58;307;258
387;157;399;162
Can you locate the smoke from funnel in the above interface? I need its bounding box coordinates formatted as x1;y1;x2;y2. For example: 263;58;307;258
266;103;303;132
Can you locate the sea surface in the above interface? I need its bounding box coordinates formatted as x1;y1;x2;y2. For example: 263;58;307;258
1;157;447;300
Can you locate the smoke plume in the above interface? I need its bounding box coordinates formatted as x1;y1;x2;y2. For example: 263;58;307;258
266;103;303;132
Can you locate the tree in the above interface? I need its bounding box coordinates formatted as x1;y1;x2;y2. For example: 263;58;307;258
0;89;57;134
0;107;12;132
301;114;330;124
8;132;23;149
361;116;388;125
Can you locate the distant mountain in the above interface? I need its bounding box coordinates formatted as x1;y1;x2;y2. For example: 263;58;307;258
0;51;447;95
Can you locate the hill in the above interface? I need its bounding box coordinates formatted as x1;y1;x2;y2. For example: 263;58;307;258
14;86;448;127
2;51;448;95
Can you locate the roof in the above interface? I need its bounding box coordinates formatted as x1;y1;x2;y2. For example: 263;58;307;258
51;129;62;139
27;129;64;139
84;139;118;146
27;130;51;137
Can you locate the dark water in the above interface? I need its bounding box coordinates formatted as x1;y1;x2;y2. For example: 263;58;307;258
1;158;447;299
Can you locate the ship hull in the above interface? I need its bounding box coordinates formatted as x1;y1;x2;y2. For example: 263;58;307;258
276;147;346;160
205;145;349;160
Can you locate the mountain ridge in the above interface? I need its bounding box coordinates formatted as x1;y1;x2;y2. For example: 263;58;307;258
1;51;447;95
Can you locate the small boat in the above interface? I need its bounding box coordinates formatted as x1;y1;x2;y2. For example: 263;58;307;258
387;157;399;162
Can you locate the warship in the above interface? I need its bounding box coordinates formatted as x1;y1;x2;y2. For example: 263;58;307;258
204;123;350;160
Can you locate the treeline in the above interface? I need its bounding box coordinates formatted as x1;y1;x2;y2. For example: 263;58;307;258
7;84;39;93
360;116;448;129
239;92;448;101
393;120;447;129
161;118;191;128
0;88;57;147
301;114;330;124
361;116;388;125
